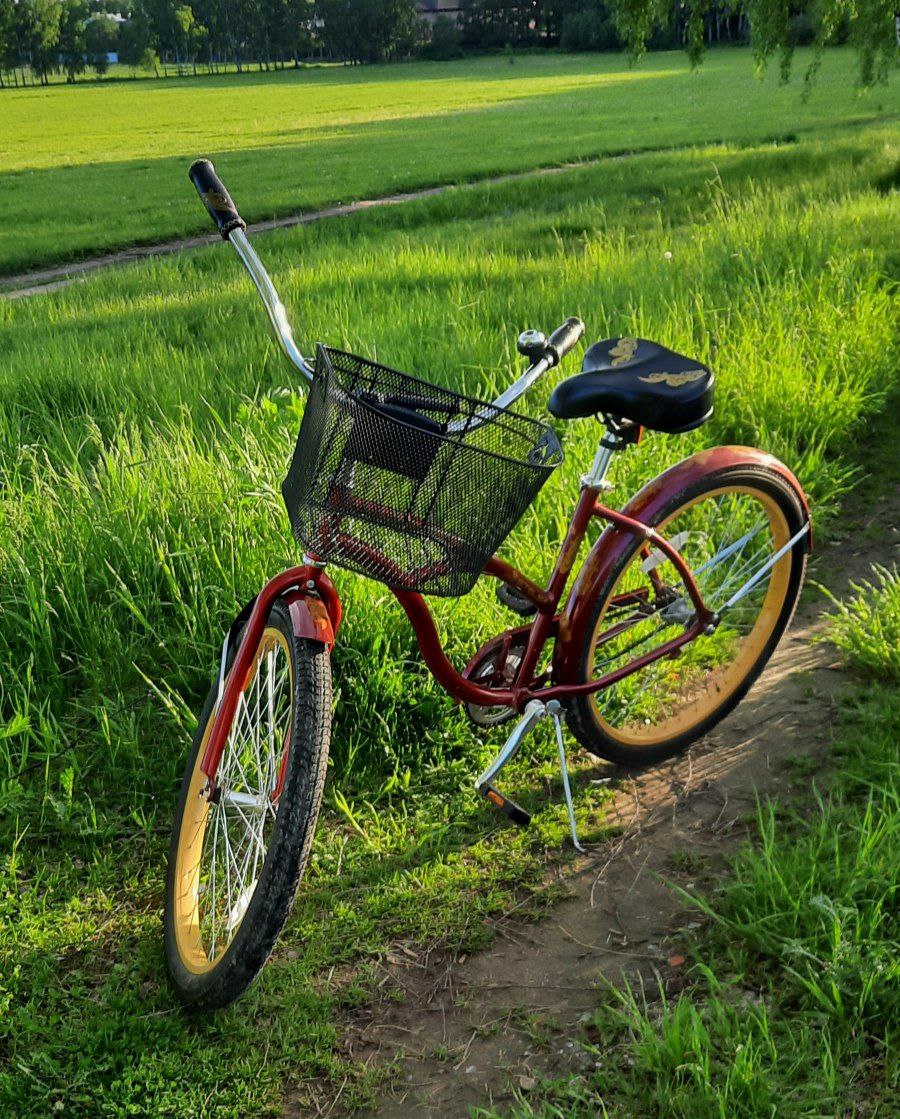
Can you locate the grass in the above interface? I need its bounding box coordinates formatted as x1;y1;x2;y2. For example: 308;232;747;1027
1;49;897;275
825;566;900;680
477;457;900;1119
0;114;897;1113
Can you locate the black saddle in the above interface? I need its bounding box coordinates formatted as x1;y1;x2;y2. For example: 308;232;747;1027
548;337;714;434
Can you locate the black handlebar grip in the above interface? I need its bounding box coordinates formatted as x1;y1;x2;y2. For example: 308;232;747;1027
546;317;585;367
188;158;246;239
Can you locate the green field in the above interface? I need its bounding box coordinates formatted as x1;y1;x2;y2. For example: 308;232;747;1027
1;85;897;1111
1;49;897;275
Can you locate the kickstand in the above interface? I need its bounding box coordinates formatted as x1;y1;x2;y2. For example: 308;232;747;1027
475;698;585;853
547;700;585;853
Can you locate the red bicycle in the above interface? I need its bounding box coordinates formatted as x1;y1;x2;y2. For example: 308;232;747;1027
164;160;812;1009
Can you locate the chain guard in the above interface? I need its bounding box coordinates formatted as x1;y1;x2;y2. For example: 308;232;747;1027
464;639;527;727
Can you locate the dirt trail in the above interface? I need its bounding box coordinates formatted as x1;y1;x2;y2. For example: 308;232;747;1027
0;160;601;302
4;117;892;303
284;484;898;1118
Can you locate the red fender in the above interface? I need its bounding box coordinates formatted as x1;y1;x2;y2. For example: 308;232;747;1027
552;446;811;684
201;565;342;781
282;591;336;647
282;581;340;648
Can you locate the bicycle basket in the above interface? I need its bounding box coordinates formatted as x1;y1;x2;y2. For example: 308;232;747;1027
281;346;563;597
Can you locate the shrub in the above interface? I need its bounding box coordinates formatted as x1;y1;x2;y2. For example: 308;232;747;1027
423;16;463;60
560;8;621;52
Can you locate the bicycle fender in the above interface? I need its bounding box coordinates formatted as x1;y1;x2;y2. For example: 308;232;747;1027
223;567;341;662
553;446;811;683
282;589;335;648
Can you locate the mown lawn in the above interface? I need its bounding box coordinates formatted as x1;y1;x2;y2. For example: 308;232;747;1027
0;120;896;1115
0;49;896;275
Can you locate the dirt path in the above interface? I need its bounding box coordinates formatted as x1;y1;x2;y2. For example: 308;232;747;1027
4;117;893;303
284;484;898;1118
0;160;603;302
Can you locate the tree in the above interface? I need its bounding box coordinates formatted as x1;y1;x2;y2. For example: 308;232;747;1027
172;4;207;71
59;0;88;81
558;3;622;51
610;0;895;85
423;14;463;58
321;0;419;63
0;0;15;85
118;6;156;73
85;12;119;75
16;0;64;84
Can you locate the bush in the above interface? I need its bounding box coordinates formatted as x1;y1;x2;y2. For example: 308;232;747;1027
559;8;620;52
788;12;817;47
422;15;463;60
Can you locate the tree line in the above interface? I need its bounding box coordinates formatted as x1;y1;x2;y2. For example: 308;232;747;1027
0;0;894;88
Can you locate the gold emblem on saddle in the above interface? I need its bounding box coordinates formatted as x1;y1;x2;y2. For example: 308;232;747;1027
609;337;638;366
639;370;707;388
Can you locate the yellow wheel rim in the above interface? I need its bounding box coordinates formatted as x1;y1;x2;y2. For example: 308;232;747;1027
172;627;294;974
587;486;793;749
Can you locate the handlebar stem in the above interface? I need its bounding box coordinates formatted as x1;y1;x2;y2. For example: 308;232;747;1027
228;227;314;382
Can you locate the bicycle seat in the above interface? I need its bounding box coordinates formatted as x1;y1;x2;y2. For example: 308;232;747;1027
548;337;714;434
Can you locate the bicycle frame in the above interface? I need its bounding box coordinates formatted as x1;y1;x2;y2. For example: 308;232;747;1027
199;440;808;787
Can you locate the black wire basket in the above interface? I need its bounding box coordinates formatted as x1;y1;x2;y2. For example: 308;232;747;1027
281;346;563;597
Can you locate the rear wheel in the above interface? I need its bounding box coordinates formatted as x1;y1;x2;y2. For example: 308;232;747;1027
164;603;331;1009
567;466;807;768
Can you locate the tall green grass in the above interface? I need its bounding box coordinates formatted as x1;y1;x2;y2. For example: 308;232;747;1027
0;128;896;1115
1;128;895;831
826;566;900;680
0;49;896;274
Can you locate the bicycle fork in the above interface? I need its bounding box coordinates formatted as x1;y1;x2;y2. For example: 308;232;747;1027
475;699;585;852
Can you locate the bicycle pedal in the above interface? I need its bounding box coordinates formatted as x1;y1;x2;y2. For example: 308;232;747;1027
478;783;531;827
495;582;538;617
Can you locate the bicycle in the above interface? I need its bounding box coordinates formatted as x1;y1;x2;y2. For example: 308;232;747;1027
164;160;812;1009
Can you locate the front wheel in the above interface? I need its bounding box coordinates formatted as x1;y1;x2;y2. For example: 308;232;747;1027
164;602;332;1010
567;465;808;768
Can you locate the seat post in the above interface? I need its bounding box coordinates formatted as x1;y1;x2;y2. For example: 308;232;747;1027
580;423;623;491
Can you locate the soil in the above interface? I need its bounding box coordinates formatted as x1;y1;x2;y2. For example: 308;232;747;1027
283;482;898;1118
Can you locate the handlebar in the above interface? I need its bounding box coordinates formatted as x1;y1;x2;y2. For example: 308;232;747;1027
187;157;583;406
547;317;585;366
189;157;313;381
188;159;246;239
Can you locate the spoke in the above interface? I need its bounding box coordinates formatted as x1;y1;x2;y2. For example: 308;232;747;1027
197;636;292;953
267;650;276;773
230;695;263;791
223;814;245;901
209;802;220;958
220;805;234;939
253;651;264;788
594;617;676;673
225;795;266;882
230;813;262;903
693;522;764;577
595;490;788;735
708;545;774;607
